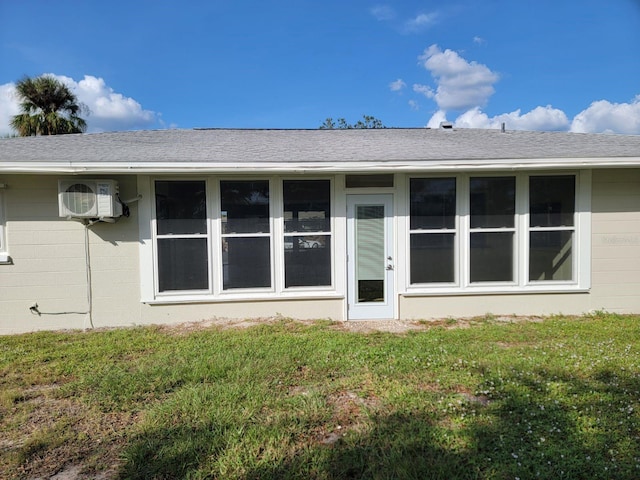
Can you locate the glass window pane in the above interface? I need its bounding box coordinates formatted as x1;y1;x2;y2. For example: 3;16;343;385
283;180;330;233
157;238;208;291
530;231;573;281
530;176;575;227
410;233;455;283
155;181;206;235
285;236;331;287
410;178;456;229
345;174;394;188
356;205;385;303
470;177;515;228
470;232;514;282
223;237;271;289
220;180;270;234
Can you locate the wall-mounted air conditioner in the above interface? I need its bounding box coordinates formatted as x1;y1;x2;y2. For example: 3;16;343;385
58;179;123;218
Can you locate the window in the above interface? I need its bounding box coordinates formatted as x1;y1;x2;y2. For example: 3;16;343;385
409;178;456;283
155;180;209;292
283;179;331;287
220;180;271;289
528;175;575;281
469;176;515;282
409;173;583;291
150;177;333;299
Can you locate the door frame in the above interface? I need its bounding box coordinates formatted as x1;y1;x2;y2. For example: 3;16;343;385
346;194;395;320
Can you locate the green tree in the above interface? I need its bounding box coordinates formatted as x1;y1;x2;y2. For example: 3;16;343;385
10;75;87;136
320;115;385;129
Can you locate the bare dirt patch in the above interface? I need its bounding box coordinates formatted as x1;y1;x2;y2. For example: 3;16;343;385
158;314;546;336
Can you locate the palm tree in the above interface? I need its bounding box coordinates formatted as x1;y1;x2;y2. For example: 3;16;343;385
10;75;87;136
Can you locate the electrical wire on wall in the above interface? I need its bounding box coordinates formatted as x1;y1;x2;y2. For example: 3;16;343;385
29;220;95;328
84;221;94;329
30;186;140;328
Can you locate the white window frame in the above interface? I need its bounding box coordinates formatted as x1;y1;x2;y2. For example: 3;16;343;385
407;175;459;286
153;178;212;296
281;177;335;292
0;186;8;264
405;170;591;295
140;175;338;304
216;177;275;295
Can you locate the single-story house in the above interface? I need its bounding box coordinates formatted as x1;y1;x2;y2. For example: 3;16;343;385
1;127;639;334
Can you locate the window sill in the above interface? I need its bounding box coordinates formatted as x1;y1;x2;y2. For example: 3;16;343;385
402;286;589;297
0;253;11;265
144;291;344;305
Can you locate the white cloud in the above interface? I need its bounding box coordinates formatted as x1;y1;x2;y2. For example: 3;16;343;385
426;109;448;129
0;74;161;135
418;44;499;111
0;84;21;136
473;36;486;45
451;106;569;131
370;5;396;21
389;78;406;92
411;45;640;134
570;96;640;134
403;13;438;33
408;99;419;111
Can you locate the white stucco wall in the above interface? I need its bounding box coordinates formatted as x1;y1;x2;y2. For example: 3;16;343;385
400;168;640;319
1;168;638;335
590;168;640;312
0;175;141;334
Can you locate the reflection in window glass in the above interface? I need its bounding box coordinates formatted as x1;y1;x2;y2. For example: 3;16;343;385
470;232;514;282
220;180;270;234
530;176;575;227
223;237;271;289
157;238;208;291
470;177;515;228
283;180;330;233
345;174;394;188
155;181;206;235
410;178;456;229
283;180;332;288
529;231;573;281
285;236;331;287
410;233;455;283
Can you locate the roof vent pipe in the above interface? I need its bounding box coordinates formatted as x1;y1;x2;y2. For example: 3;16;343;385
501;122;506;133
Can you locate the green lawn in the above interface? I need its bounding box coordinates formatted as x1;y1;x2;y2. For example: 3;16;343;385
1;313;639;479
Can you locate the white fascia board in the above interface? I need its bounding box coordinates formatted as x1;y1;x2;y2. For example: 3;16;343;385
1;157;639;174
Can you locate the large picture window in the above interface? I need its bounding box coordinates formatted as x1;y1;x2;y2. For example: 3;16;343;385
151;177;333;298
409;173;581;290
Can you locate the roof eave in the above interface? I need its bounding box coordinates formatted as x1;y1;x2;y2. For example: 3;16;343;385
1;158;639;174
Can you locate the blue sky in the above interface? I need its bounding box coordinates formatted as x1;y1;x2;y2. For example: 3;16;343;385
1;0;639;135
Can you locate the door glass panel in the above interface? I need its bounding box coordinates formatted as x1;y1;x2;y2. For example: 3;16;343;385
356;205;384;302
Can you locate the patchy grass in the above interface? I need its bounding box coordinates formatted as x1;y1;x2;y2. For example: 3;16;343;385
1;313;640;479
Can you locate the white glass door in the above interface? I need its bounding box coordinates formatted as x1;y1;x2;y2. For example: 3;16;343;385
347;194;394;319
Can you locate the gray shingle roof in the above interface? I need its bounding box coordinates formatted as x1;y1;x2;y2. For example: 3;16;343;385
1;128;639;173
